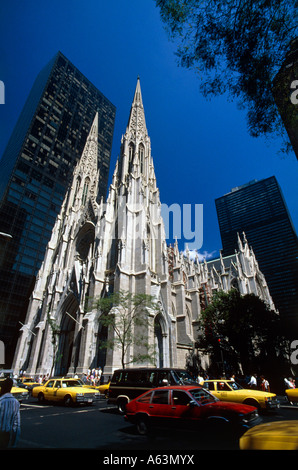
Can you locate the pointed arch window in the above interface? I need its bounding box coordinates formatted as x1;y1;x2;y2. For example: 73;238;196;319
128;143;134;173
139;144;145;174
186;305;192;336
82;177;90;205
72;176;81;206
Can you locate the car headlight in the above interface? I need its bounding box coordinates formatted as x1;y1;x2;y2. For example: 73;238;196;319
76;393;84;397
239;410;259;423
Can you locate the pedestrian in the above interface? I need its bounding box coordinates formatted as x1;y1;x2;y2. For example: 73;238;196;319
260;376;270;392
248;374;257;389
197;372;204;385
0;378;21;448
82;373;87;384
285;377;295;389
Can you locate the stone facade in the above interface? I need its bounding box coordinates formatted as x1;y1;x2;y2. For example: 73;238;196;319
12;79;275;378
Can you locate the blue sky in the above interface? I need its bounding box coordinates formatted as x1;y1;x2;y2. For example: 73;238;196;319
0;0;297;260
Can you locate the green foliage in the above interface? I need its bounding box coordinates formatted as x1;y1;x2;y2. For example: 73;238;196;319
91;291;161;368
156;0;298;152
197;289;287;374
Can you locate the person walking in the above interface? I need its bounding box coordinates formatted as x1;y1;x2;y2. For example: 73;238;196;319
260;376;270;392
0;378;21;448
248;374;257;389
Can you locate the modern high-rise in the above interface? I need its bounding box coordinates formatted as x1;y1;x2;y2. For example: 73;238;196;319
215;176;298;334
0;52;116;366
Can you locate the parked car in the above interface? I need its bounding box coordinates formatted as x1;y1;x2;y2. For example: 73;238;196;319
0;378;29;403
31;378;100;406
124;385;261;437
202;379;279;410
95;381;110;397
16;377;40;392
285;388;298;404
108;367;197;413
240;420;298;450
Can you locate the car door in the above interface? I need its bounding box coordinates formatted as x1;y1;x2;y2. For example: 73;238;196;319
148;390;170;425
43;380;56;401
214;381;232;401
169;390;199;427
52;380;63;401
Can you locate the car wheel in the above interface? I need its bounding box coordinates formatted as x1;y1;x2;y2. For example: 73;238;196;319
38;392;45;403
136;415;150;436
243;398;260;410
117;398;127;414
63;395;74;407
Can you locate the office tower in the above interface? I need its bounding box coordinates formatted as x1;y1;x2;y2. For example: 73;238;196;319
0;52;116;366
273;38;298;160
215;177;298;334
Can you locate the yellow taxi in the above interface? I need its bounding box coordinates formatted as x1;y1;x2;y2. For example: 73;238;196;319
31;377;100;406
17;377;40;392
240;420;298;450
0;379;29;403
202;379;279;410
95;381;110;397
285;388;298;403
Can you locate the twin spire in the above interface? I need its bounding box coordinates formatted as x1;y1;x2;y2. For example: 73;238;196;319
126;76;147;138
69;77;152;211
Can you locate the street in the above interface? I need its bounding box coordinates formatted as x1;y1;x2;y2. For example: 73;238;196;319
15;394;298;451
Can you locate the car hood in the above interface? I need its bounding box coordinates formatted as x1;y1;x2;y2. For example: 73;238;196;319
12;386;29;393
60;387;96;393
228;389;276;398
240;420;298;450
208;400;256;413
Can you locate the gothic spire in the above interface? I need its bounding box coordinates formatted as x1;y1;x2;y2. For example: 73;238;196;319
66;112;99;211
126;77;148;140
119;78;152;183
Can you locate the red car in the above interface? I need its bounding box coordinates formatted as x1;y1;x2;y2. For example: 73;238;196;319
124;385;262;437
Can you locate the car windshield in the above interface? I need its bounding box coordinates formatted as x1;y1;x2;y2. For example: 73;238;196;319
171;370;197;385
228;381;243;390
190;388;217;404
61;380;84;388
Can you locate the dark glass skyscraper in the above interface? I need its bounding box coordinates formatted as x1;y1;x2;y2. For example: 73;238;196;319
0;52;116;366
215;176;298;335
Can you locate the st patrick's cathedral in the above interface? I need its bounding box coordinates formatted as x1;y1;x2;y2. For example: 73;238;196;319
12;79;275;378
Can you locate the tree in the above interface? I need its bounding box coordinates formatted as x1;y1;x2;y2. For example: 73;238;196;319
92;290;161;369
155;0;298;153
197;289;287;376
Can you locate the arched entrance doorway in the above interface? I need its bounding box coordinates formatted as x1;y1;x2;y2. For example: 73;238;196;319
55;295;80;376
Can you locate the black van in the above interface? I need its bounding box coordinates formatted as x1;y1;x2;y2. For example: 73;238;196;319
107;367;197;412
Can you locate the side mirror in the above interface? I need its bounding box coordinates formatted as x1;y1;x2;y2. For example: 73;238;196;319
188;399;198;407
